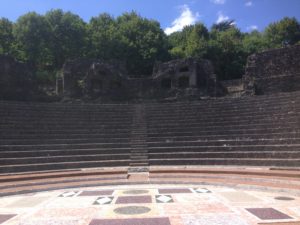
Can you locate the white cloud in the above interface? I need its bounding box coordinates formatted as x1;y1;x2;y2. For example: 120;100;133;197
245;1;253;7
211;0;226;4
216;11;229;24
247;25;258;31
164;5;200;35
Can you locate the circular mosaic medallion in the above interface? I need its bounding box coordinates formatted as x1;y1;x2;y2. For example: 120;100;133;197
123;190;149;195
114;206;151;215
275;196;295;201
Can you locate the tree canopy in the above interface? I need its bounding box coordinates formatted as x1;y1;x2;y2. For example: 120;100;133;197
0;10;299;81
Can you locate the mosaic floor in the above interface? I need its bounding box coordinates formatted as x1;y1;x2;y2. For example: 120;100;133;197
0;184;300;225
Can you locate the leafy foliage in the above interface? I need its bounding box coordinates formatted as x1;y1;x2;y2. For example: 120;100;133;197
0;10;299;83
265;17;300;47
0;18;13;54
45;9;88;69
13;12;51;68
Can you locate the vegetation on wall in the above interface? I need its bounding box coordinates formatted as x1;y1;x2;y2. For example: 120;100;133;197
0;9;300;82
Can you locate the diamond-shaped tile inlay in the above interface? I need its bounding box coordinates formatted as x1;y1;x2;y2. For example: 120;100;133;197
246;208;293;220
93;197;113;205
78;190;114;196
116;195;152;204
59;191;78;197
193;188;211;193
0;214;17;224
158;188;192;194
156;195;174;203
89;217;171;225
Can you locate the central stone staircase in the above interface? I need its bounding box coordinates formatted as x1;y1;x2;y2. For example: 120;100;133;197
128;104;149;174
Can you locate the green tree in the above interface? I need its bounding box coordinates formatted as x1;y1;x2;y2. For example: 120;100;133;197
168;23;209;59
207;27;245;80
185;23;209;58
265;17;300;47
211;20;236;32
13;12;51;68
168;31;185;58
88;13;121;59
243;30;268;55
0;18;14;55
116;12;169;76
45;9;88;69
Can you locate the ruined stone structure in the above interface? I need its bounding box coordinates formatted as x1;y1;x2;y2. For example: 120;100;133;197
0;55;35;101
61;57;221;101
220;79;244;97
244;45;300;95
62;59;133;101
152;58;221;99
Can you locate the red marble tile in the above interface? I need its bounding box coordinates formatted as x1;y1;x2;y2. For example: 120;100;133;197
115;195;152;204
246;208;292;220
78;190;114;196
158;189;192;194
0;214;17;224
89;217;171;225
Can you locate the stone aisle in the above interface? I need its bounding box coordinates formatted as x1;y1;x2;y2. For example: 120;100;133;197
0;184;300;225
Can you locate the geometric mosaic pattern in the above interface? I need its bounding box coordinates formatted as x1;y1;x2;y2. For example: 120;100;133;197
58;191;79;197
158;189;192;194
0;186;299;225
0;214;17;224
89;217;171;225
79;190;114;196
115;195;152;204
182;214;250;225
156;195;174;203
193;188;211;193
93;196;114;205
246;208;293;220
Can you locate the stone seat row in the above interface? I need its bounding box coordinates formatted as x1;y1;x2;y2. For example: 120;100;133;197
0;91;299;174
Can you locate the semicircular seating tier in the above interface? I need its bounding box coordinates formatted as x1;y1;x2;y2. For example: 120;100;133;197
0;91;299;175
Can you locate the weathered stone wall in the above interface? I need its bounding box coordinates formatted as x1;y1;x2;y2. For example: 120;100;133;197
0;55;35;100
244;45;300;95
62;58;95;98
152;58;223;98
220;79;244;97
61;57;225;102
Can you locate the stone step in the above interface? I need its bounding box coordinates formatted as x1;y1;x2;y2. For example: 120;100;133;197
130;159;149;164
147;132;300;140
0;144;133;151
146;112;299;121
147;139;300;147
148;151;300;159
147;124;297;133
147;128;297;137
0;160;130;174
0;149;132;157
0;154;130;165
0;139;133;145
129;162;149;167
147;145;300;152
128;167;149;173
131;156;148;160
131;150;148;154
150;158;300;167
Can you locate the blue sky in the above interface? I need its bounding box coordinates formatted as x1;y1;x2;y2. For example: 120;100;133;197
0;0;299;34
